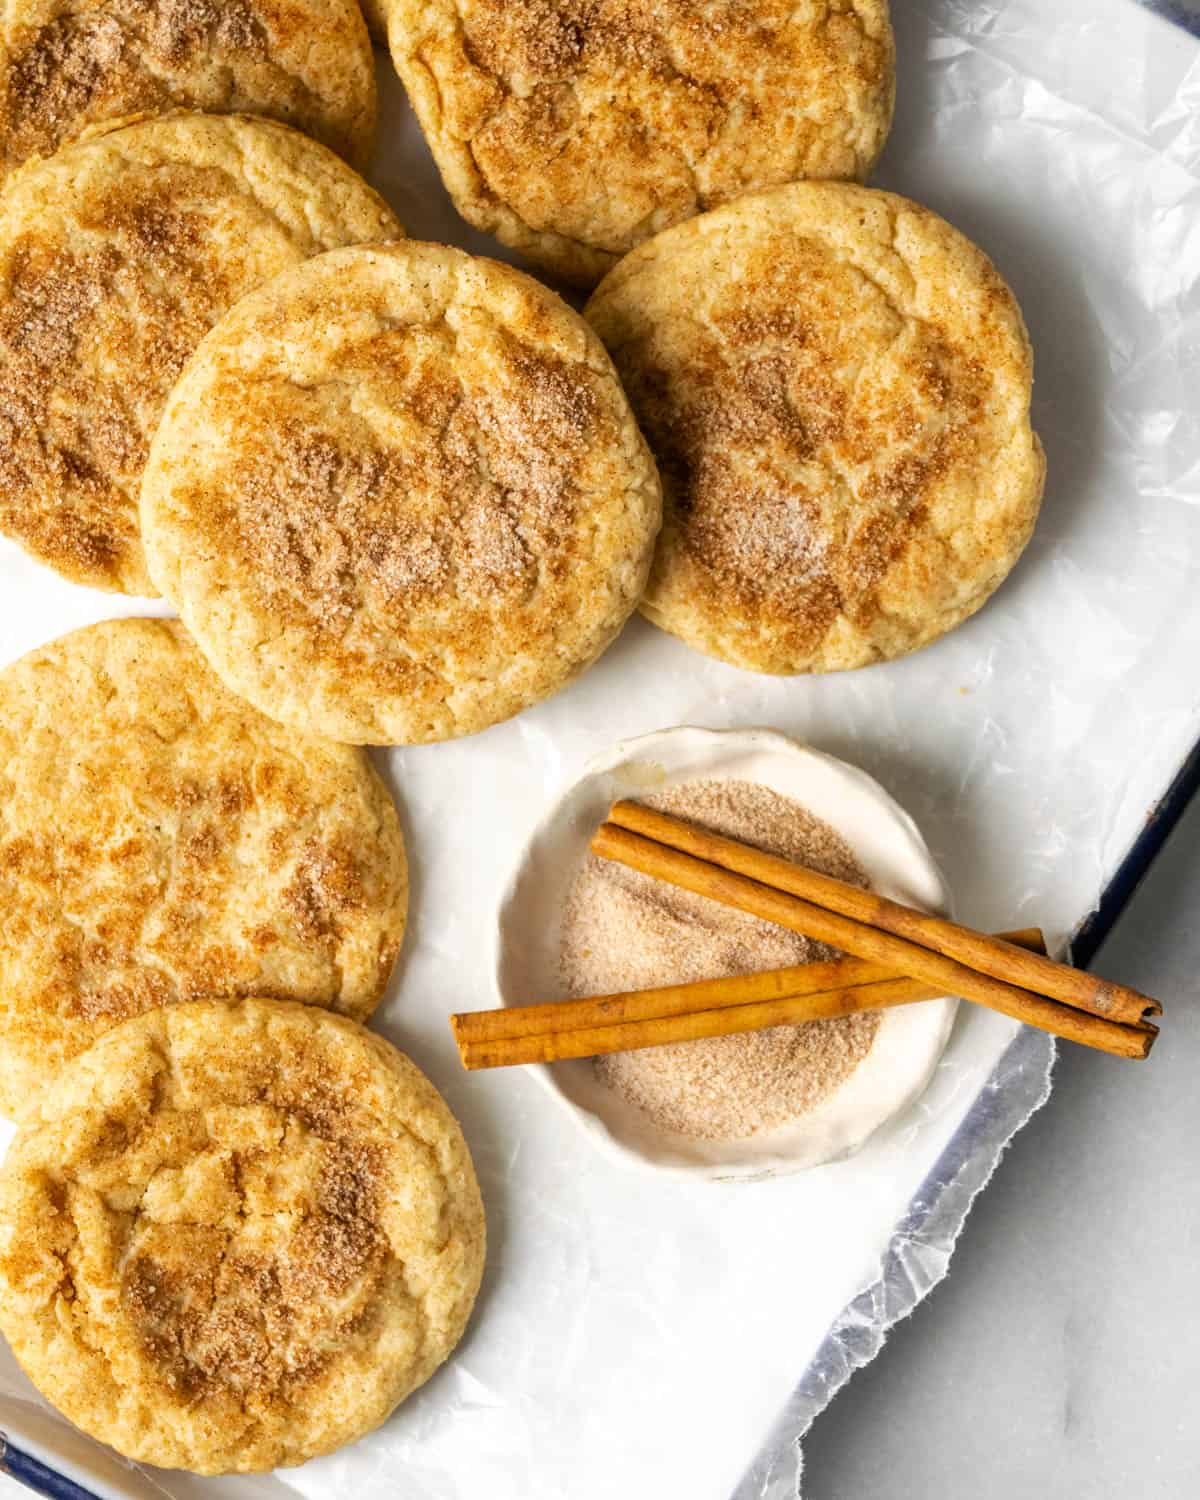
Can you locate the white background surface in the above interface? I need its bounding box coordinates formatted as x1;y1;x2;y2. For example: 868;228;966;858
1;0;1199;1497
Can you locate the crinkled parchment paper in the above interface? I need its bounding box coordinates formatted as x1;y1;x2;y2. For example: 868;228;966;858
1;2;1198;1496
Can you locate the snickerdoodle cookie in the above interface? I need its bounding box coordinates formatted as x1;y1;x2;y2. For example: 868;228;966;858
0;112;399;594
387;0;895;285
0;0;377;176
0;618;407;1119
140;240;661;744
0;998;485;1472
585;183;1046;674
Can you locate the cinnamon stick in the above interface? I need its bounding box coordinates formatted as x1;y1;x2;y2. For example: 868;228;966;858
453;930;1047;1071
590;822;1157;1060
458;975;960;1070
454;928;1047;1044
607;800;1161;1026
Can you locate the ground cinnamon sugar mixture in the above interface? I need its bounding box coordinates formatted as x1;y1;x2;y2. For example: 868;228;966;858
558;779;880;1140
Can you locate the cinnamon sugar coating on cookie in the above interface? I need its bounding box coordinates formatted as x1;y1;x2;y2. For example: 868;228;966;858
0;0;377;176
140;241;662;743
0;618;407;1119
0;1000;485;1473
388;0;894;284
586;183;1045;673
0;113;399;593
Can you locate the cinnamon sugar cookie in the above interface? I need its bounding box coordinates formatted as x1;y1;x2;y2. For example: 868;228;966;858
140;241;661;743
0;618;407;1119
585;183;1046;674
0;0;377;176
0;112;399;594
387;0;895;285
0;998;485;1473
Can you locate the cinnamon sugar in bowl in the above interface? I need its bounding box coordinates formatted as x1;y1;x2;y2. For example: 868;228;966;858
494;727;955;1179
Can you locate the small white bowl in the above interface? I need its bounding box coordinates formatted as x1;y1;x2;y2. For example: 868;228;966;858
493;727;955;1180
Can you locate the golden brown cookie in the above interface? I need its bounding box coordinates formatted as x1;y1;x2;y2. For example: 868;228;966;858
0;618;408;1119
387;0;895;285
0;0;377;176
0;112;400;594
0;998;485;1473
140;240;662;744
585;183;1046;673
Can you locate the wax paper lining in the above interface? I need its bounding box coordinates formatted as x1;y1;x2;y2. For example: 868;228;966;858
0;2;1197;1496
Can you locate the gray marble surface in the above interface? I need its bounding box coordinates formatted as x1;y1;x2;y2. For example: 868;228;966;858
803;795;1200;1499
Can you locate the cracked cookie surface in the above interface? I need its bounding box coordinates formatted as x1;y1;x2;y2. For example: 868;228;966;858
0;0;377;176
140;240;662;744
0;112;400;594
0;618;408;1119
585;182;1046;674
388;0;894;285
0;998;485;1472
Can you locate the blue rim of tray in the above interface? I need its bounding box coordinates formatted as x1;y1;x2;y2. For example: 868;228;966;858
5;737;1198;1500
1142;1;1200;36
0;1439;109;1500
